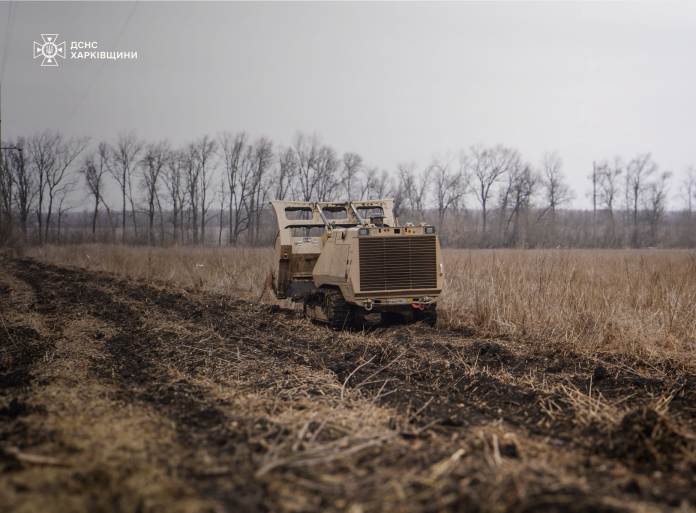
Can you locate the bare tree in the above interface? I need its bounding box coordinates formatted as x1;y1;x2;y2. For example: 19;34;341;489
590;161;599;242
430;155;467;229
55;179;77;243
81;142;110;241
678;167;696;246
0;149;13;240
219;132;250;244
358;167;375;200
192;135;217;245
396;163;416;217
5;139;33;241
248;137;273;244
497;154;527;245
217;175;226;246
275;147;298;201
293;132;322;201
505;165;537;247
236;145;256;241
108;134;143;243
163;150;187;243
44;136;88;242
626;153;658;247
538;152;573;238
396;163;427;221
183;145;200;244
372;170;391;199
388;172;405;220
682;167;695;216
341;152;362;200
314;145;340;202
359;167;390;200
597;158;622;244
140;141;169;245
27;131;60;243
644;171;671;245
539;152;572;216
470;145;519;239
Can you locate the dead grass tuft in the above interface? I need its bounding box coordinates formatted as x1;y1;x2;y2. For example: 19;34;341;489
606;405;696;470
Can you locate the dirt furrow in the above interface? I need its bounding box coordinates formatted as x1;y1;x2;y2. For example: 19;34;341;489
9;258;270;512
4;256;695;512
1;264;220;512
0;269;55;474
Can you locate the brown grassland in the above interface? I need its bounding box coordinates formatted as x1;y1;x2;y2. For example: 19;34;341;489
26;244;696;363
1;244;696;512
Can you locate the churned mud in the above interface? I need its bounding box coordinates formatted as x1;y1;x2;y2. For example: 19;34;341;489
1;256;695;512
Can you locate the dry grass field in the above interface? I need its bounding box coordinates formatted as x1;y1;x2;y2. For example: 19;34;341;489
2;244;696;512
25;244;696;364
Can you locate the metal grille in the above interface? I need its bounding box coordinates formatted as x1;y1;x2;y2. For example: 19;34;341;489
359;236;437;292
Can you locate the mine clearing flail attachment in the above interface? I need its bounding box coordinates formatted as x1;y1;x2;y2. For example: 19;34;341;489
270;199;444;328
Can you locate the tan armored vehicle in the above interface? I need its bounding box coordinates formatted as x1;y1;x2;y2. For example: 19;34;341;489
270;199;444;328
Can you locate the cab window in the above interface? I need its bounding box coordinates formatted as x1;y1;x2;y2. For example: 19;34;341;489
290;226;325;237
357;206;384;219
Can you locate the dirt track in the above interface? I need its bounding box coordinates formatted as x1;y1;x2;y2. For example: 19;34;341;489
1;256;695;512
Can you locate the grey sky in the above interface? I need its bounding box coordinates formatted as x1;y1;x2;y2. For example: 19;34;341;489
1;1;695;208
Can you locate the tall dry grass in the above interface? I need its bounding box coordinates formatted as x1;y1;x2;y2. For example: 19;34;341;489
26;244;696;363
440;249;696;362
26;244;273;298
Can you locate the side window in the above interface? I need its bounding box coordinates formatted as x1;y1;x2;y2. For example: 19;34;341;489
285;207;312;220
322;207;348;220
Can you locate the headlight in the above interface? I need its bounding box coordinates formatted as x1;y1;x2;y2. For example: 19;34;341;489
424;226;436;234
358;228;370;236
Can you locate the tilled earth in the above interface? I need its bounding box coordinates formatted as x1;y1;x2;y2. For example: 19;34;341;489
1;256;696;513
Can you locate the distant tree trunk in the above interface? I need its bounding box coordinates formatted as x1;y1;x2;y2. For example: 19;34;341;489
121;178;126;242
128;177;138;241
591;161;598;245
45;194;54;242
92;195;99;240
157;194;165;246
148;201;155;244
218;203;224;246
632;183;639;247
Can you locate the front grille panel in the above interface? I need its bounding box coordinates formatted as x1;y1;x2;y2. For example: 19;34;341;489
359;236;437;292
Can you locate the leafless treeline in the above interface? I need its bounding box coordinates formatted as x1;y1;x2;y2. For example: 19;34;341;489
1;130;695;248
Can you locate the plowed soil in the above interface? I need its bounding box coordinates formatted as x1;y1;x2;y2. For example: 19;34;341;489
1;256;695;513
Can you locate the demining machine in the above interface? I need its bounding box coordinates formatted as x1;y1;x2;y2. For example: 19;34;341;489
270;199;444;328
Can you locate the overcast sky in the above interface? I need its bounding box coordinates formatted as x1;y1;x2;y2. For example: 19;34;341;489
1;1;695;208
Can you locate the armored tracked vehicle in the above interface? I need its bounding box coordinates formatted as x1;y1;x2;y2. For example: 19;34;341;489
270;199;444;328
